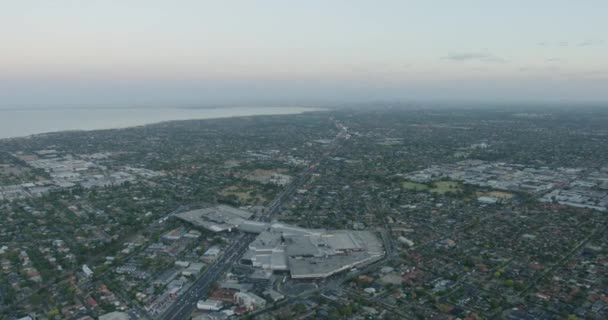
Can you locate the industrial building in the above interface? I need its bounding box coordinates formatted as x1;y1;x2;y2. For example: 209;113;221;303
196;299;224;311
175;205;384;279
234;291;266;311
174;205;253;232
241;223;384;279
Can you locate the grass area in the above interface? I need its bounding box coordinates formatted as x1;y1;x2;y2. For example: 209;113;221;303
430;181;463;194
402;181;429;191
402;180;466;196
218;185;267;205
477;191;514;199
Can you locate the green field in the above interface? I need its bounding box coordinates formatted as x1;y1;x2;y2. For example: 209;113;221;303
402;181;429;191
430;181;463;194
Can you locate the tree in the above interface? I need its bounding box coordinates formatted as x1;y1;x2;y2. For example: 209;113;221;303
293;303;307;313
438;304;452;313
47;309;60;319
339;304;353;317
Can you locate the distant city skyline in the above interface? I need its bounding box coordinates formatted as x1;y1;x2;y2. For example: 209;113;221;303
1;0;607;107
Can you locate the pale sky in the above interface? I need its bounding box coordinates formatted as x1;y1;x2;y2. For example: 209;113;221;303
1;0;607;107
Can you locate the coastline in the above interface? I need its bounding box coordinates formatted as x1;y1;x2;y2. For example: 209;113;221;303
0;106;325;141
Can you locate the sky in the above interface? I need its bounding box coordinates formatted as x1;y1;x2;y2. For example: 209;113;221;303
1;0;607;107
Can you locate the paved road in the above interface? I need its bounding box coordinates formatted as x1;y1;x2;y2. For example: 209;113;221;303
160;122;348;320
162;233;255;320
161;164;321;319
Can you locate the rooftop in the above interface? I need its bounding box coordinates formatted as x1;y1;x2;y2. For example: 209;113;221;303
174;205;253;232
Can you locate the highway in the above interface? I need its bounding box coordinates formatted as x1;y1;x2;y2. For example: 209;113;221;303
160;122;348;320
161;233;255;320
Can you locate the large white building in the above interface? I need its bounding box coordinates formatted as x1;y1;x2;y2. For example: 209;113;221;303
197;299;224;311
242;223;384;279
82;264;94;278
175;205;253;232
175;205;385;279
234;292;266;311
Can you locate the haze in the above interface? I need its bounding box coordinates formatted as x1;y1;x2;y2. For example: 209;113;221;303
1;0;607;107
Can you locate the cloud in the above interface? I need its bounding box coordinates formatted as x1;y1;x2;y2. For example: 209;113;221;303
539;40;603;47
518;66;560;73
578;40;604;47
442;52;506;63
538;41;569;47
564;70;608;79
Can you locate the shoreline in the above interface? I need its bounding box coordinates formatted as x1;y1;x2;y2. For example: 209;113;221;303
0;106;326;142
